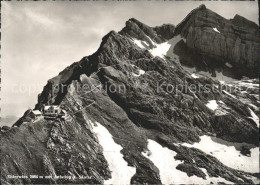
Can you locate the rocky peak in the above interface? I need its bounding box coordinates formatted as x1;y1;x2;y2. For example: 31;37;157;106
173;4;209;36
35;28;154;109
172;4;260;78
174;4;259;40
98;30;118;48
174;5;227;37
198;4;206;10
119;18;175;45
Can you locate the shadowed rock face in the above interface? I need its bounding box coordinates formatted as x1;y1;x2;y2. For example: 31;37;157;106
173;4;260;78
1;5;259;185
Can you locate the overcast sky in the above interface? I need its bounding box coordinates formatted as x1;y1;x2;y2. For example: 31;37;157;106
1;0;259;118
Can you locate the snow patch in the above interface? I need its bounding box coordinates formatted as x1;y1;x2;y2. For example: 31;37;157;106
181;135;259;173
218;100;225;104
132;38;148;49
205;100;228;115
248;107;259;127
191;73;199;79
90;121;136;184
237;81;259;88
133;69;145;77
225;62;233;68
206;100;218;111
149;41;171;58
214;109;228;116
132;35;186;62
213;27;220;33
223;90;237;99
249;104;258;111
143;139;233;184
146;36;157;46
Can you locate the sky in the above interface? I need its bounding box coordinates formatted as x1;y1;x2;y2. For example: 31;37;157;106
1;0;259;118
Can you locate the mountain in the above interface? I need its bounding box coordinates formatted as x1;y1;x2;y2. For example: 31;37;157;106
1;5;259;184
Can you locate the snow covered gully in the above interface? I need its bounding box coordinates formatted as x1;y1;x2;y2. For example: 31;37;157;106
90;120;136;184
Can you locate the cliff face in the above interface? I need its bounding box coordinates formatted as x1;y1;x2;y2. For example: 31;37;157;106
174;4;260;78
1;5;260;185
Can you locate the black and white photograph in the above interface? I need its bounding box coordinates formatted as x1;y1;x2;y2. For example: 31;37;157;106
0;0;259;184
